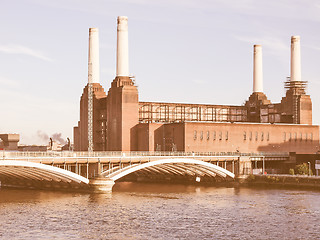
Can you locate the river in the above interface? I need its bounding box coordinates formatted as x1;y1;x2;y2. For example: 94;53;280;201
0;182;319;239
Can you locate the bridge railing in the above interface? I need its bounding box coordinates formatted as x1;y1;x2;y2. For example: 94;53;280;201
0;151;289;159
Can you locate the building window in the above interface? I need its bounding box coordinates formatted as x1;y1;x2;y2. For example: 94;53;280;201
249;132;252;141
200;131;203;140
294;132;297;141
194;130;197;140
305;133;308;141
226;131;229;140
261;132;264;141
289;133;292;141
213;131;216;140
255;132;258;141
300;133;303;141
283;132;286;141
206;131;210;140
219;131;222;140
310;133;313;141
267;132;269;141
243;131;247;140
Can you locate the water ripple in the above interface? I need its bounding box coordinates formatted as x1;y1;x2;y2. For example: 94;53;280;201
0;183;319;240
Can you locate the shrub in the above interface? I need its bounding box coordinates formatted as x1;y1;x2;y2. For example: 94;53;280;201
289;168;295;175
247;174;255;181
295;163;312;175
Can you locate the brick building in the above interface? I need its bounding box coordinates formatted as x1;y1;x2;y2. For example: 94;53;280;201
74;17;319;154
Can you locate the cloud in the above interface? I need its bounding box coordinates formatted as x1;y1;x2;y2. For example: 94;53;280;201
192;79;207;84
27;0;320;24
314;2;320;9
0;76;20;88
100;43;115;50
0;44;53;62
304;44;320;51
234;35;289;54
101;67;115;76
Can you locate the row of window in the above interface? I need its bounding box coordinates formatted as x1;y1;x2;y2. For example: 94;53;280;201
194;130;229;141
283;132;313;141
193;130;314;142
243;131;269;141
193;130;271;141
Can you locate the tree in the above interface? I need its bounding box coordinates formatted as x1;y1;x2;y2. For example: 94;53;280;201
295;163;312;175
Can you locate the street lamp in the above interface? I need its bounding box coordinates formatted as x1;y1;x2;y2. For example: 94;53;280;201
307;162;311;176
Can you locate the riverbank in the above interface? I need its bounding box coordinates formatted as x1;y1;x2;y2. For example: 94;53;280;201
245;174;320;190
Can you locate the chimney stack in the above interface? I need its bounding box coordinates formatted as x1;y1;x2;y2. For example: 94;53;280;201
253;45;263;93
290;36;301;81
88;28;100;84
116;16;129;77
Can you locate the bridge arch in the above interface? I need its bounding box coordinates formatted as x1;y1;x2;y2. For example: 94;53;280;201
104;158;235;182
0;160;89;184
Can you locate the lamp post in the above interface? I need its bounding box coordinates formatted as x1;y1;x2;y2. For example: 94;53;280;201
307;162;311;176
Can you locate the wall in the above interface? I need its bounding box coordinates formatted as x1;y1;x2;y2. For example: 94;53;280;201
183;122;319;154
133;123;163;151
106;77;139;151
298;95;312;125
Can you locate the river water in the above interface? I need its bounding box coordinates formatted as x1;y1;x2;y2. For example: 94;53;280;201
0;183;319;240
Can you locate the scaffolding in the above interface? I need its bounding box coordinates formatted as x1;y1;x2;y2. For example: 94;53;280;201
284;78;307;95
284;78;308;124
139;102;248;123
88;83;93;152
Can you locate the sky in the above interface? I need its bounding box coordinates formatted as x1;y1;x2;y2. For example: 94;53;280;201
1;0;320;145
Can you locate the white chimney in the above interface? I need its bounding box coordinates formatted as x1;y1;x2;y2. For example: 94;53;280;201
116;16;129;77
253;45;263;93
88;28;100;84
290;36;301;81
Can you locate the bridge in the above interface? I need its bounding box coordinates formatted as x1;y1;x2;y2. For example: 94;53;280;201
0;151;289;191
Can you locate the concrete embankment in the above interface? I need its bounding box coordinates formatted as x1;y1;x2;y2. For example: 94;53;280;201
245;174;320;190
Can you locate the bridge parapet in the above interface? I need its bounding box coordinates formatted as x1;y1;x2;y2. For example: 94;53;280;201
0;151;289;159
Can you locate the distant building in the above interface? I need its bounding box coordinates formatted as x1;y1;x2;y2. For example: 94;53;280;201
0;134;70;152
74;17;318;154
0;134;19;151
18;145;47;152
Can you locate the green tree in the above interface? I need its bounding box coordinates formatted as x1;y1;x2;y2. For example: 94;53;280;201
295;163;312;175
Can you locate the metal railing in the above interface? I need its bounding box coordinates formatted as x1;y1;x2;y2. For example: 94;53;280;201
0;150;289;159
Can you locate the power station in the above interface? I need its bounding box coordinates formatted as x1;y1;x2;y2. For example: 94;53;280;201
73;16;319;154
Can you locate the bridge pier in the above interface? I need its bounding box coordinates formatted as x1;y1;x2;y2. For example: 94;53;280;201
238;156;252;176
89;177;115;192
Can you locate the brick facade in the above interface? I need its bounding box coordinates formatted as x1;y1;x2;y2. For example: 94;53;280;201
74;79;318;153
